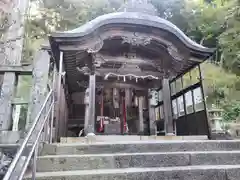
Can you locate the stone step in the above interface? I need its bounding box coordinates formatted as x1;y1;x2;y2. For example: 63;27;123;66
60;135;208;143
36;151;240;172
42;140;240;155
25;165;240;180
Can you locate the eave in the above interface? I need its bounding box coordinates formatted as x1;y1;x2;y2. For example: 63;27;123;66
50;12;215;54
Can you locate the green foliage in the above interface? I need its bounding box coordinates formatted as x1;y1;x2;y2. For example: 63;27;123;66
219;0;240;75
182;0;227;46
223;101;240;122
37;0;122;31
200;62;240;103
150;0;240;119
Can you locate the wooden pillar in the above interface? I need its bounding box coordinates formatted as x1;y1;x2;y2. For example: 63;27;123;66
162;78;174;135
136;90;145;135
125;88;132;134
198;65;212;139
50;65;57;142
64;94;69;137
148;90;156;135
85;74;96;135
58;84;66;138
84;88;90;134
113;88;120;109
26;49;50;130
58;79;68;138
55;51;64;139
138;96;144;135
125;88;132;107
121;91;125;134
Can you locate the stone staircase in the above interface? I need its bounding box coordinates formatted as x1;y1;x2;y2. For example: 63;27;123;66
22;141;240;180
23;140;240;180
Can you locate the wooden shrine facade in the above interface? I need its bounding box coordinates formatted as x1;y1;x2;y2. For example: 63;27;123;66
0;1;215;143
46;1;215;138
155;66;210;136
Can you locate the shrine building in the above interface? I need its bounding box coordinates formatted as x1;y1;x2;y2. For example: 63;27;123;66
48;0;215;139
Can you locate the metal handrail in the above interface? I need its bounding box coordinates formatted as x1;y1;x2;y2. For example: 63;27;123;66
3;90;54;180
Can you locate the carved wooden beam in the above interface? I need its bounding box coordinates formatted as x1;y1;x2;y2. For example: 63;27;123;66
95;68;162;78
0;65;32;75
104;82;147;90
78;81;147;90
77;79;158;90
94;53;155;66
58;30;188;61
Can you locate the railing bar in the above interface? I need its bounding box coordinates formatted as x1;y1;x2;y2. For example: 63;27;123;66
3;90;53;180
16;103;53;180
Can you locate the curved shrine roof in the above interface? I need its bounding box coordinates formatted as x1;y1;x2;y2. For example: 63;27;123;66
49;0;215;93
51;12;214;54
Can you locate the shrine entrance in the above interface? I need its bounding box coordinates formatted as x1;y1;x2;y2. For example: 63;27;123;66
94;88;149;135
48;0;215;139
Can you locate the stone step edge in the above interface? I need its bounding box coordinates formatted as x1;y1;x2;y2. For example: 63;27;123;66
0;144;20;147
52;139;240;146
25;165;240;178
60;135;208;143
38;150;240;159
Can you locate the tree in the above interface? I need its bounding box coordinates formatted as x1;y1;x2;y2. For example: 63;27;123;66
219;0;240;75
